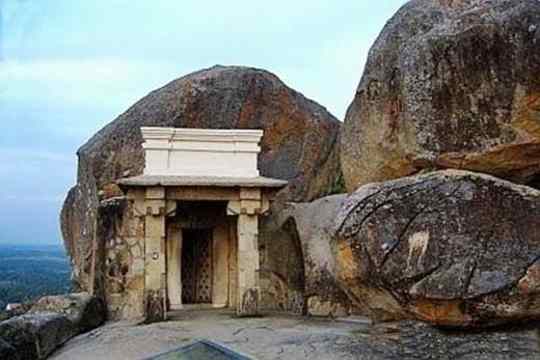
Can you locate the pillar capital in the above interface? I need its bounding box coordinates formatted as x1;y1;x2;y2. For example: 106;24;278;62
227;187;270;216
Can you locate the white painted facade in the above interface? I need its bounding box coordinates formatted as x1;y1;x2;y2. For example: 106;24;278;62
141;127;263;178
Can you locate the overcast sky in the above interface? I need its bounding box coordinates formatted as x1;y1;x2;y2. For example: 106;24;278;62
0;0;407;245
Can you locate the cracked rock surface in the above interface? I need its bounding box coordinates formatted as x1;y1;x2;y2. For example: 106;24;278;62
333;170;540;327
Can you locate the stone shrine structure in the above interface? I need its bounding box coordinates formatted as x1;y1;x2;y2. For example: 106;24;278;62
116;127;286;321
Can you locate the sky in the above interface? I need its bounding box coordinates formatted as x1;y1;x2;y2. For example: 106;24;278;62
0;0;407;245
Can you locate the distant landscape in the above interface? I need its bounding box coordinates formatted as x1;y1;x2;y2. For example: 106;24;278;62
0;244;71;310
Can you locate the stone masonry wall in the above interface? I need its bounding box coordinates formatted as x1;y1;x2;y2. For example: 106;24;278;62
97;197;145;320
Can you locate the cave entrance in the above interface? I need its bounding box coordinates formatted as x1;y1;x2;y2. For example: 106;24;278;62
181;228;213;304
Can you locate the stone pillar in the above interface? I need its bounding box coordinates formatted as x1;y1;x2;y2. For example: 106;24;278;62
228;217;238;308
212;221;230;307
228;188;267;317
237;213;260;316
143;187;167;323
167;225;183;310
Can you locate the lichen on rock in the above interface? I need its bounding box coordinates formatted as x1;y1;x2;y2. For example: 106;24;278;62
341;0;540;192
332;170;540;327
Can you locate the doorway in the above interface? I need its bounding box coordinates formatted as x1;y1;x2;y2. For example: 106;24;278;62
181;228;213;304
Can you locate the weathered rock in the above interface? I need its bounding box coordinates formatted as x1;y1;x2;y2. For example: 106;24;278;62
333;170;540;327
0;293;105;359
0;337;17;360
61;65;342;294
144;290;165;324
0;313;75;360
29;292;105;332
0;303;31;323
350;320;540;360
341;0;540;192
272;195;354;317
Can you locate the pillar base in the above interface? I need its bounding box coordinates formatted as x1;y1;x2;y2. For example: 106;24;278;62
237;287;260;317
144;290;165;323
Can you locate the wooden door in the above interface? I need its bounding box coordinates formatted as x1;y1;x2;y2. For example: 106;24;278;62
181;229;213;304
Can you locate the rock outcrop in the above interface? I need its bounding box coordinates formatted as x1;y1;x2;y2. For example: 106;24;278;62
0;337;16;359
29;292;105;333
341;0;540;192
0;313;73;360
268;195;354;317
0;293;104;360
333;170;540;327
61;65;342;293
351;320;540;360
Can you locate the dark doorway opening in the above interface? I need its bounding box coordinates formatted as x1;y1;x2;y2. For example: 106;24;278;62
181;228;213;304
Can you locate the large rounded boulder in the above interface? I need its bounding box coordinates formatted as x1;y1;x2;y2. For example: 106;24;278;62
333;170;540;327
61;65;341;292
341;0;540;192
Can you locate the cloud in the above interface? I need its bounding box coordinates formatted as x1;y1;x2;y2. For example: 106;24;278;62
0;146;76;189
0;147;73;163
1;58;168;83
0;0;409;246
0;0;48;58
2;193;64;204
0;58;184;107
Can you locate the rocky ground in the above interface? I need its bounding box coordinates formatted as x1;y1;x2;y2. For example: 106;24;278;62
0;293;105;360
50;310;540;360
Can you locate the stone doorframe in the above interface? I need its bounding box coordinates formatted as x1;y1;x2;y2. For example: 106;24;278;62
126;185;273;322
167;220;230;310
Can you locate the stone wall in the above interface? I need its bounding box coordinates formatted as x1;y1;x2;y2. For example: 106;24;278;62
93;196;310;320
97;197;145;320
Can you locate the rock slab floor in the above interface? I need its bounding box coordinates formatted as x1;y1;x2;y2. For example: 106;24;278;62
49;310;540;360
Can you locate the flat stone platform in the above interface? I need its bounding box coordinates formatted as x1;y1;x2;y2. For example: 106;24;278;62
117;175;287;188
49;310;540;360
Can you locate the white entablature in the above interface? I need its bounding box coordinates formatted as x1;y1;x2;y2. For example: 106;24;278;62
141;127;264;178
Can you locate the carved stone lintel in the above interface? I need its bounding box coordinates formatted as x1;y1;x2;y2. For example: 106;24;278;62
145;187;165;200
